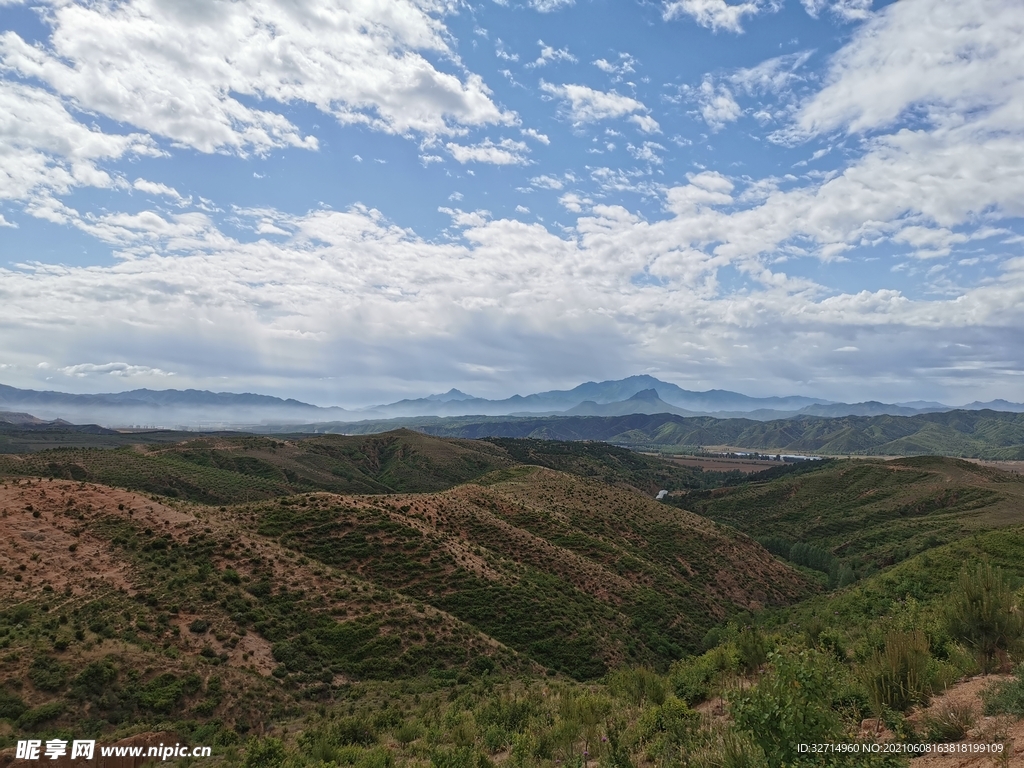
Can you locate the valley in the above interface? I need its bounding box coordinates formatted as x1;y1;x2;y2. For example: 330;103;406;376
1;431;1023;767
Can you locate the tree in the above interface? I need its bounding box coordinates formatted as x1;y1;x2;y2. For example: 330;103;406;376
945;562;1024;671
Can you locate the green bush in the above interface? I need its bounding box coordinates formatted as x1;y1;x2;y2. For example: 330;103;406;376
0;687;27;721
16;701;65;730
944;562;1023;669
861;630;932;714
606;667;666;707
735;628;768;674
669;645;736;705
28;655;69;692
730;649;842;768
982;664;1024;716
242;737;286;768
71;658;119;700
137;672;201;713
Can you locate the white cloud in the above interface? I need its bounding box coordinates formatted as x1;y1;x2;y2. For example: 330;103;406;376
527;41;577;68
0;80;160;205
629;115;662;134
515;205;530;213
802;0;872;22
133;178;184;200
593;54;636;80
531;174;565;190
521;128;551;144
628;141;666;164
540;82;649;124
663;0;773;33
446;138;530;165
58;362;174;377
695;77;742;129
530;0;575;11
0;0;514;156
792;0;1024;139
558;192;592;212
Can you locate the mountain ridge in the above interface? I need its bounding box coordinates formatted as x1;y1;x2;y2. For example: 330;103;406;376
2;377;1023;428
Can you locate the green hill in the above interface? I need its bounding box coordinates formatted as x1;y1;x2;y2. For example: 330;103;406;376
669;456;1024;577
0;430;516;503
0;430;739;503
338;409;1024;459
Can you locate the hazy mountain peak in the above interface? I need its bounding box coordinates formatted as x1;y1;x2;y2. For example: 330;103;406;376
425;389;475;402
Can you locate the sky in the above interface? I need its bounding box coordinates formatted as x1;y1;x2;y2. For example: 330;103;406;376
1;0;1023;408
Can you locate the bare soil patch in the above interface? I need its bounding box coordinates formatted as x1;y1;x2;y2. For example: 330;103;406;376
908;675;1024;768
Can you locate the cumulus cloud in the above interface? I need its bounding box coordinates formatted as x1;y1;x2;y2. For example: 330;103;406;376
0;80;160;205
594;54;636;80
530;0;575;11
3;0;1024;404
802;0;872;21
627;141;665;164
695;77;743;129
540;82;650;124
663;0;773;33
528;41;577;68
446;138;530;165
0;0;514;155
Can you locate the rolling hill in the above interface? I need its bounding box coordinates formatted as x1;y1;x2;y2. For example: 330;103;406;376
0;430;749;503
0;451;810;742
343;409;1024;459
668;455;1024;577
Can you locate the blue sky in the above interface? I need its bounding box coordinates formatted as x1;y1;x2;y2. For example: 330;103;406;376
1;0;1023;407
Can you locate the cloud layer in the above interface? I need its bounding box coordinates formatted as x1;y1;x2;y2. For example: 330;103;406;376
1;0;1023;405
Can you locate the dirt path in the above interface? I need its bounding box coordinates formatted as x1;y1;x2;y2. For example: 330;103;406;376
909;675;1023;768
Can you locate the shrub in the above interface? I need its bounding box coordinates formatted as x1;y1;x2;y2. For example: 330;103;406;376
731;649;842;768
736;628;768;674
606;666;666;708
16;701;65;730
982;664;1024;717
944;562;1024;670
861;630;932;714
393;722;423;746
242;737;286;768
670;645;736;705
28;655;69;692
0;687;27;721
923;700;976;743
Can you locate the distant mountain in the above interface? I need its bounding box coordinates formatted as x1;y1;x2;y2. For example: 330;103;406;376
0;410;49;425
963;399;1024;413
565;389;700;417
2;377;1021;428
0;383;351;427
424;388;476;402
795;401;929;418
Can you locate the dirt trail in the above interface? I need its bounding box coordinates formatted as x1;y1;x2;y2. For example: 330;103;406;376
909;675;1023;768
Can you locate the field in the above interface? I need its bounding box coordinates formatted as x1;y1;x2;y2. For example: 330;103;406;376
1;432;1023;767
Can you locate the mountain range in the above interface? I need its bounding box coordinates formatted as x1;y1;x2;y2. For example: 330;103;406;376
1;376;1022;428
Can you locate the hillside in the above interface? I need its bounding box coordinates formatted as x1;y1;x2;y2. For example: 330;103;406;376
669;456;1024;577
0;463;809;740
371;409;1024;459
0;431;516;502
0;430;743;503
